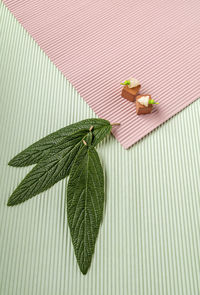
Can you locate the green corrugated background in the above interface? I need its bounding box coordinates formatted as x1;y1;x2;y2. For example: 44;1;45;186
0;3;199;295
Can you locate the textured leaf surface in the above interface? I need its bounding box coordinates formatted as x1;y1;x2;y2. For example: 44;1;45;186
66;144;104;274
7;131;88;206
8;118;111;167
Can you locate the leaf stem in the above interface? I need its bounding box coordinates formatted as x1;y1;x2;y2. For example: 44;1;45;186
111;123;120;126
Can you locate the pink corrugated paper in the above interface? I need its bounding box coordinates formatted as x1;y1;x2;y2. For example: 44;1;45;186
3;0;200;148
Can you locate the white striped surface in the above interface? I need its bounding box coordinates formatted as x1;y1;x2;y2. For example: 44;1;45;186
2;0;200;148
0;3;200;295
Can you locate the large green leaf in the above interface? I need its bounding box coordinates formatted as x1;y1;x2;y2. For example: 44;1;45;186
8;118;111;167
66;141;104;274
7;118;110;206
7;130;87;206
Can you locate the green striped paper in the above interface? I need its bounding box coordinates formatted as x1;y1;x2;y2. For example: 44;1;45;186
0;3;199;295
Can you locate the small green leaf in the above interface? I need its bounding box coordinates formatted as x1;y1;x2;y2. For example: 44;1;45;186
8;118;111;167
120;79;130;85
149;99;159;105
66;144;104;274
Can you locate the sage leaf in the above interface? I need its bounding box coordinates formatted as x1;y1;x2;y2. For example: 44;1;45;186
66;143;104;274
9;118;111;167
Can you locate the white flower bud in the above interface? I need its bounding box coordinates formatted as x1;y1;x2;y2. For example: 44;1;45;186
138;96;149;107
128;78;140;88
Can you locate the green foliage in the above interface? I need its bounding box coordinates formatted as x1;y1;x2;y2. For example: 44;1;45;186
120;79;130;85
66;133;104;274
8;118;111;167
149;99;159;105
7;118;112;274
7;131;84;206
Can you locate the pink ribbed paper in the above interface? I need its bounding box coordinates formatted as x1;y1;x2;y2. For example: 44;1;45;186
3;0;200;148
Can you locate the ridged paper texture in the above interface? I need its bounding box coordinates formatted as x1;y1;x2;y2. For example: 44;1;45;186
2;0;200;148
0;3;199;295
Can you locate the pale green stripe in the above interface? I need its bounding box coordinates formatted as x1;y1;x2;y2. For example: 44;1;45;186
0;2;199;295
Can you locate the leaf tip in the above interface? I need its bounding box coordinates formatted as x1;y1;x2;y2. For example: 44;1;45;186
80;264;90;275
8;158;23;167
8;159;15;167
7;198;14;206
7;194;19;206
